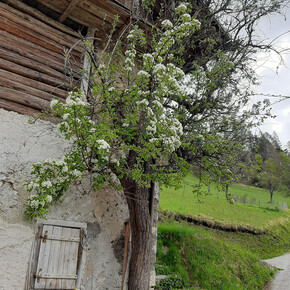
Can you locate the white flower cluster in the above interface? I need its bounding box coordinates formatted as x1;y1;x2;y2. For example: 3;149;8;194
28;193;53;209
66;93;87;107
161;19;173;29
152;100;163;109
175;3;187;14
96;139;110;151
137;70;150;79
180;13;191;22
50;99;59;109
42;181;52;188
72;169;82;177
63;113;70;120
153;63;166;75
124;30;137;72
136;99;149;106
155;115;183;152
143;53;155;70
146;120;157;134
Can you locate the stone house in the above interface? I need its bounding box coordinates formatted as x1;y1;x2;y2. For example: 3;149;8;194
0;0;159;289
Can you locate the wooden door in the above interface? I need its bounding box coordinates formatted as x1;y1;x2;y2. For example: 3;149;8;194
34;225;81;289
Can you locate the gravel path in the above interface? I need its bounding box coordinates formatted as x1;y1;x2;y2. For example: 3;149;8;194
263;252;290;290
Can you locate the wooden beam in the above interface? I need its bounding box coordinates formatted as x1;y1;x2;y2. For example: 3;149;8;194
0;69;67;99
2;0;81;38
59;0;81;23
0;98;39;116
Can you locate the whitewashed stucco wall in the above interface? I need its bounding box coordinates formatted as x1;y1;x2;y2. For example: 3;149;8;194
0;109;129;290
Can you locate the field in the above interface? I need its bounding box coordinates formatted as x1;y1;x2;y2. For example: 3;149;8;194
155;174;290;289
159;174;289;228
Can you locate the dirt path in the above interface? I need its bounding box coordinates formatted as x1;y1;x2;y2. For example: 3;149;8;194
263;252;290;290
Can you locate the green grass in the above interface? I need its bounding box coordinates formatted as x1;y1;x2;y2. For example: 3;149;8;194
155;175;290;289
160;174;289;228
156;222;277;290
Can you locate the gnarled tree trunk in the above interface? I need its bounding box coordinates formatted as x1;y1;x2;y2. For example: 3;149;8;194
120;177;152;290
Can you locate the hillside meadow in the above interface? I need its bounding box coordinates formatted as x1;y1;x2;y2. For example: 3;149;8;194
155;174;290;289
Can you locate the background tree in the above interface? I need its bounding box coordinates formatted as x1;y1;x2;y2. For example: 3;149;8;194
258;157;280;203
278;152;290;197
24;0;290;288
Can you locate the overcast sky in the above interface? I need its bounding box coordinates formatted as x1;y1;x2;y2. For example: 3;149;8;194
253;5;290;149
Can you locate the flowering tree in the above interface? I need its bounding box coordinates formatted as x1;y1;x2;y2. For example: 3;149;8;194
23;0;285;288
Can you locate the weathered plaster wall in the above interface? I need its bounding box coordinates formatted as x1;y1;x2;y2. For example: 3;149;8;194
0;109;129;290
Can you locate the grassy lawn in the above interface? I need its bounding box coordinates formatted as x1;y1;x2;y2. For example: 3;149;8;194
156;222;279;289
155;175;290;289
160;174;289;228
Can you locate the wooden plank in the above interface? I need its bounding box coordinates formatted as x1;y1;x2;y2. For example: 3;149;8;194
59;0;81;23
55;227;66;289
0;47;71;81
87;0;130;17
25;224;42;289
61;227;72;289
0;30;82;81
0;30;68;73
0;24;67;65
0;69;67;99
78;0;123;24
44;235;80;242
35;0;71;16
0;87;50;110
66;228;80;289
45;226;62;289
36;0;122;29
0;75;62;102
1;0;81;38
0;98;40;115
40;219;87;229
67;4;114;30
0;3;83;53
0;58;72;89
34;225;54;289
76;228;86;289
0;12;82;60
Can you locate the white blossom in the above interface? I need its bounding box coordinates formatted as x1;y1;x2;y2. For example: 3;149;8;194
55;158;66;166
66;97;76;106
149;138;158;142
50;99;58;109
46;195;53;203
90;128;96;133
96;139;110;151
110;158;120;166
42;181;52;188
30;199;40;208
146;125;156;133
136;99;149;106
63;113;70;120
161;19;173;29
137;70;150;78
72;169;82;177
153;63;166;74
175;3;187;14
152;100;163;108
181;13;191;21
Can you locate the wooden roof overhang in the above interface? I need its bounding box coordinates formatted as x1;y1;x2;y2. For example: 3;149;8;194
0;0;141;115
0;0;231;115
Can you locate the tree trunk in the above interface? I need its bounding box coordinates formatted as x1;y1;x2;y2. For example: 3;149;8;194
120;177;152;290
270;189;273;203
225;184;229;199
